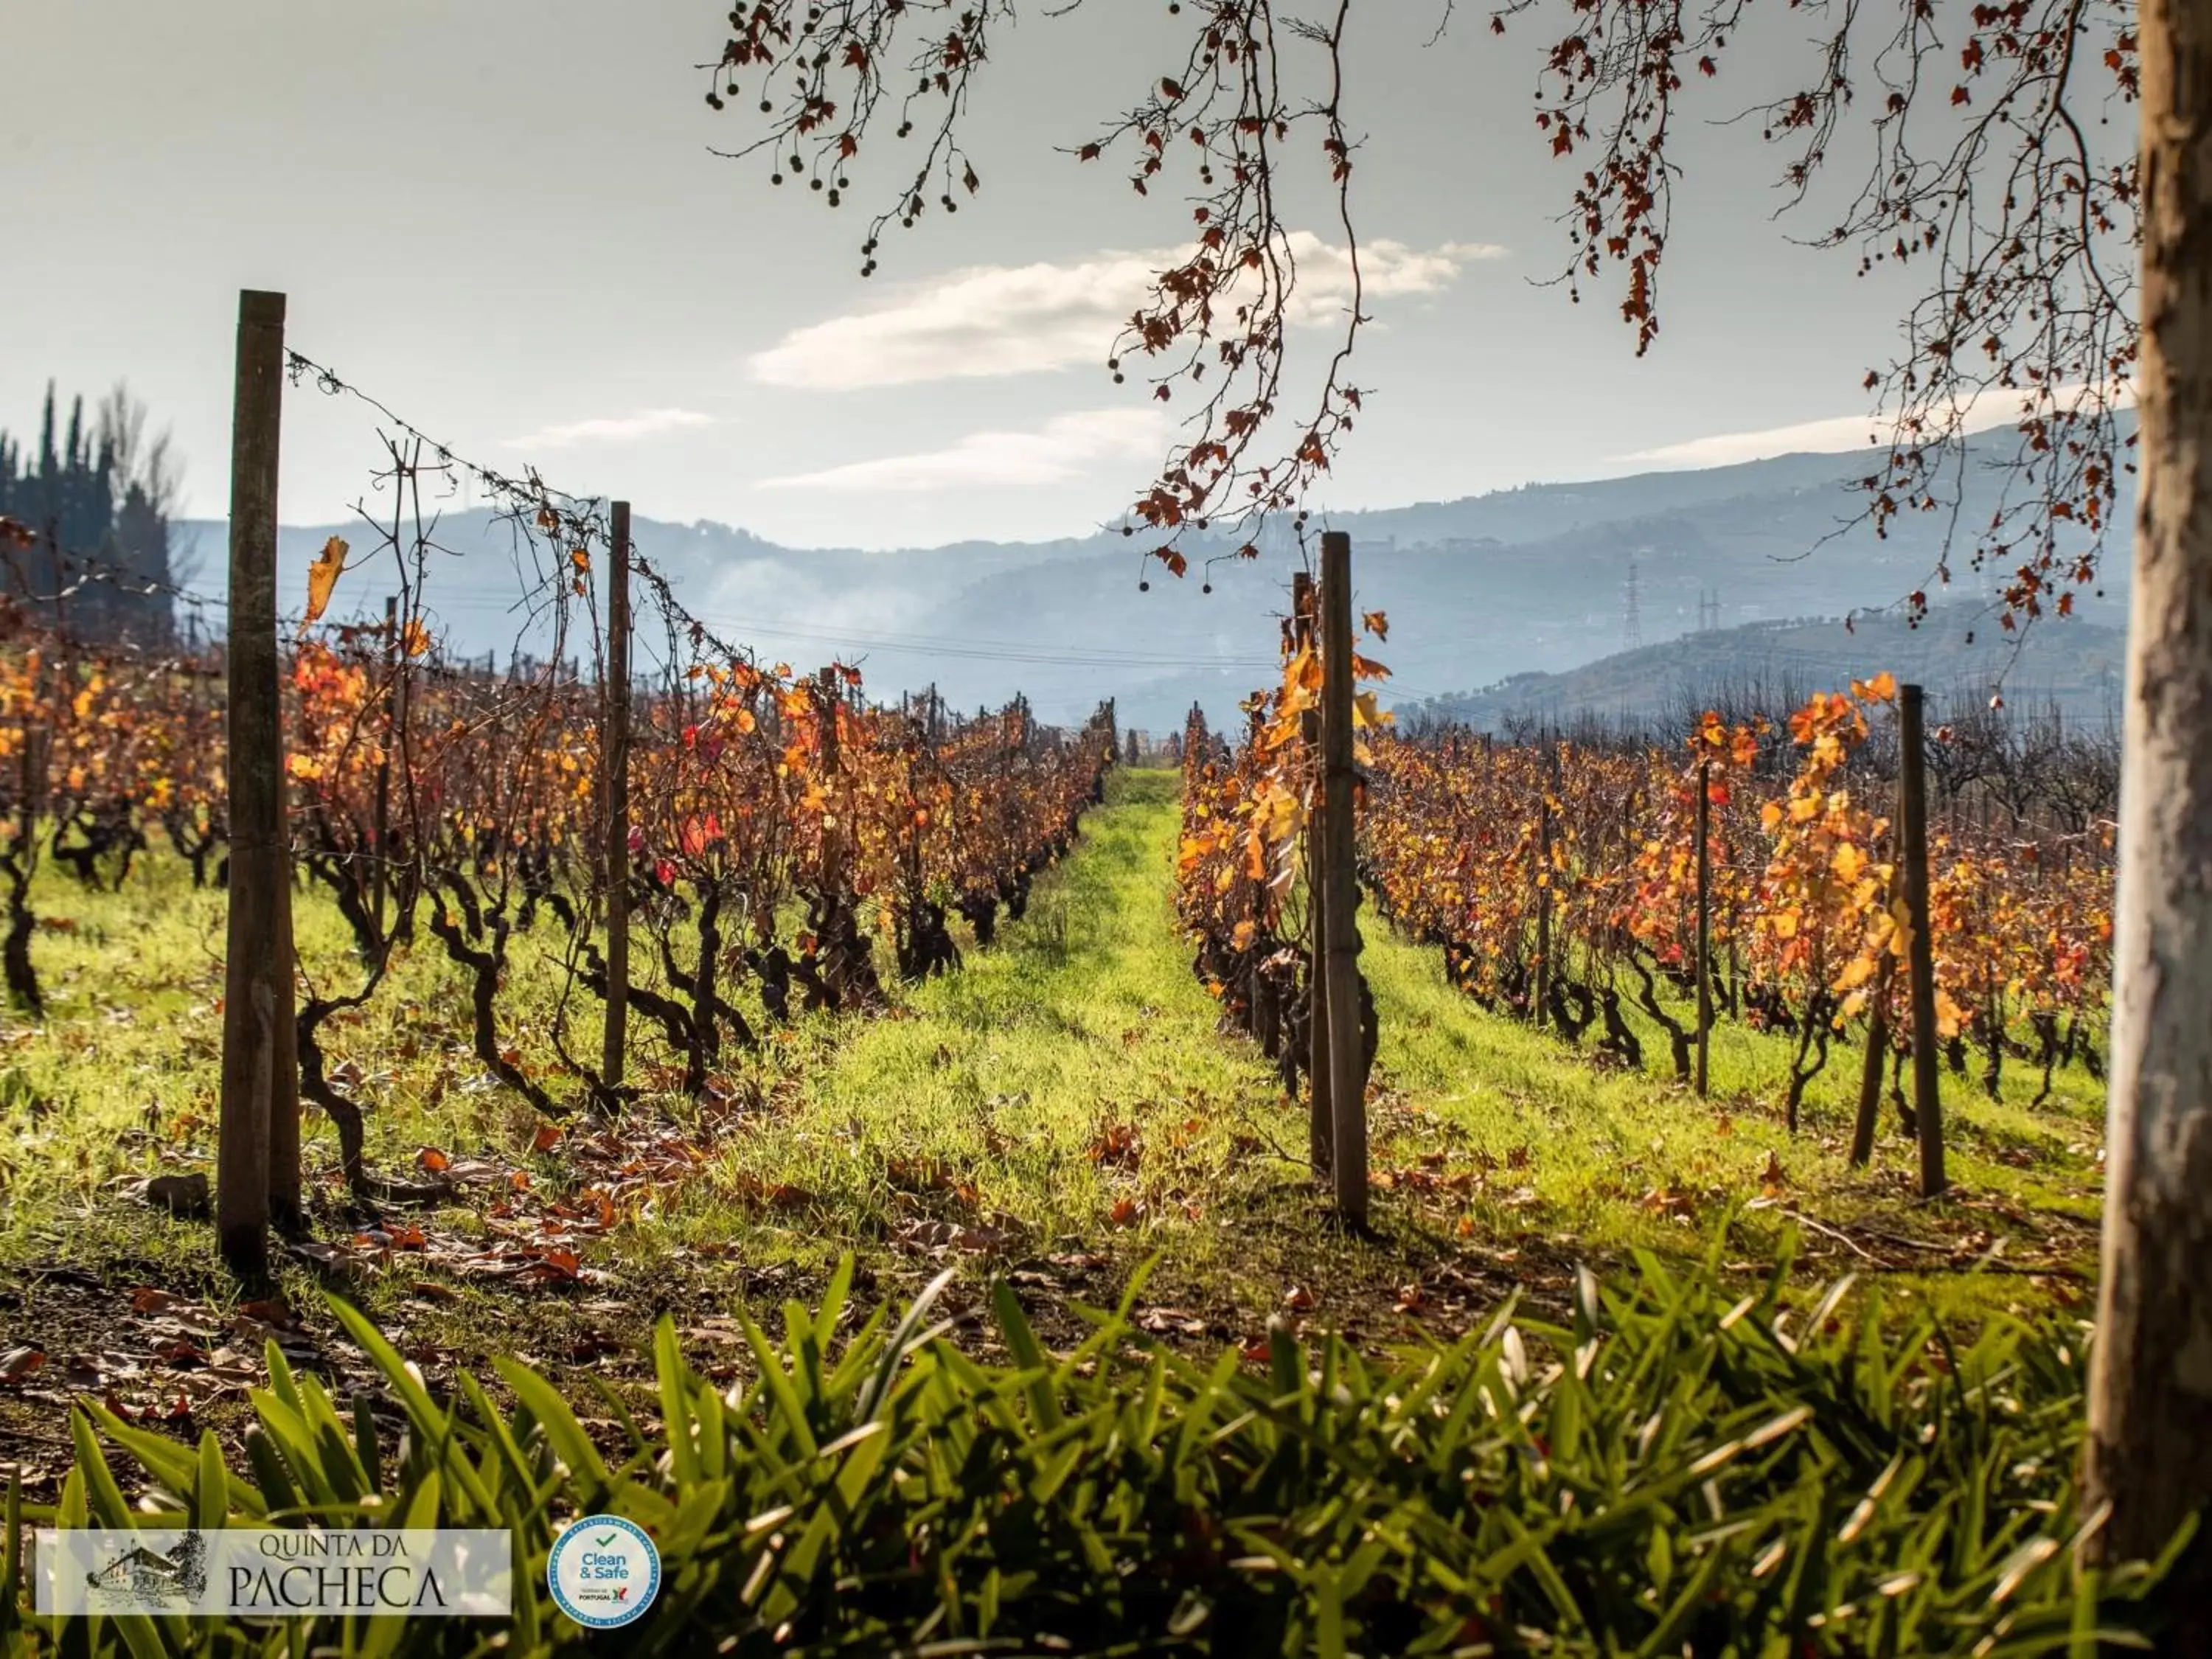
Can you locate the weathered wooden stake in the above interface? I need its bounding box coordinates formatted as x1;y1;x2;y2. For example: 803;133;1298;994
218;288;300;1273
1294;571;1331;1176
1694;757;1713;1096
818;667;844;891
600;501;633;1093
371;594;397;936
1318;532;1367;1222
1534;745;1558;1029
1899;683;1947;1197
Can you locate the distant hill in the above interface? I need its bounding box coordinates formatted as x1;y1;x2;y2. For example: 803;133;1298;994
172;428;2132;736
1399;605;2127;735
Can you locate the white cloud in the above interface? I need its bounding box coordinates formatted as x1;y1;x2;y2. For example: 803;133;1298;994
501;408;715;450
1620;383;2135;470
750;234;1506;392
1619;414;1895;469
758;407;1167;493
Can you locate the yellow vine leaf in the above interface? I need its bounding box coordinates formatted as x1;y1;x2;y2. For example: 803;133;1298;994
304;536;348;626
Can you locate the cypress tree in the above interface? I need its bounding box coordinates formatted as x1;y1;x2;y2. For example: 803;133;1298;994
0;380;175;643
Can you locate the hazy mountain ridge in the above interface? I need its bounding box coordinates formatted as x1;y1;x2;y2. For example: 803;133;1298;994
1400;606;2127;736
173;433;2133;734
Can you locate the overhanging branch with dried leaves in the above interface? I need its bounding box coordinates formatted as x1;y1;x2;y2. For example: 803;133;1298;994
700;0;2139;624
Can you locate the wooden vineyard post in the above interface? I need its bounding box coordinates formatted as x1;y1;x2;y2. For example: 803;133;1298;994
218;288;301;1274
371;594;397;936
1694;757;1713;1096
1318;532;1368;1222
1294;571;1331;1176
600;501;633;1093
818;667;844;894
1899;683;1947;1197
389;593;415;940
1534;744;1559;1030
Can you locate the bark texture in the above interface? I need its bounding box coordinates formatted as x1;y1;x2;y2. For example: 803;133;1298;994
2086;0;2212;1617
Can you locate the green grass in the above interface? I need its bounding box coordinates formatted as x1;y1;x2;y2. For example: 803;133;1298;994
10;1245;2172;1658
1357;909;2104;1307
687;768;1287;1248
0;764;2107;1487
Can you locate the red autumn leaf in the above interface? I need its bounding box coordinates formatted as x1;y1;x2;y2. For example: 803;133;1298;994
239;1296;294;1328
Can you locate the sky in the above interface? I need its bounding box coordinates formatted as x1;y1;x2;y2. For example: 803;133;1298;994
4;0;1975;552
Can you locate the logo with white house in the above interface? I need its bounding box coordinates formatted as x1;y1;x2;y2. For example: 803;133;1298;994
83;1531;208;1608
38;1529;512;1617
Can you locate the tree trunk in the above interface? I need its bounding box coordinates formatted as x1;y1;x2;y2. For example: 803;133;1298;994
2085;0;2212;1620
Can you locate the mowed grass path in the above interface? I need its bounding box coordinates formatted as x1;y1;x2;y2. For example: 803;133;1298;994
670;765;1295;1273
678;762;2104;1333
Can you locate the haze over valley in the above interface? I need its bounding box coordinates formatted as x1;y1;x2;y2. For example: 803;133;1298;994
177;430;2132;737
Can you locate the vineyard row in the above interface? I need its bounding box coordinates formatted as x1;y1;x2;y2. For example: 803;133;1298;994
1176;598;2113;1178
0;608;1118;1187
